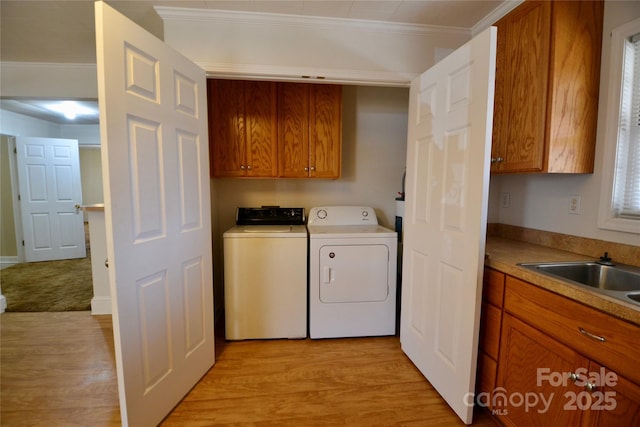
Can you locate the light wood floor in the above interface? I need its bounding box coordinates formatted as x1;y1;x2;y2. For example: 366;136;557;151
1;312;498;426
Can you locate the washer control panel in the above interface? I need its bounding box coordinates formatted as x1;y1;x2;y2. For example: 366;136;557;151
236;207;305;225
308;206;378;226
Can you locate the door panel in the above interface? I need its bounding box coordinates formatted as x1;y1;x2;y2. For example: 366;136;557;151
16;137;86;262
400;27;496;425
319;244;389;303
95;2;215;426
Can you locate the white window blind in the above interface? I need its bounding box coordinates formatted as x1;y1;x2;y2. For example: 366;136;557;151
613;32;640;219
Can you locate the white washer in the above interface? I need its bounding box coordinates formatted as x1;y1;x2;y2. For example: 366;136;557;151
308;206;397;339
223;208;307;340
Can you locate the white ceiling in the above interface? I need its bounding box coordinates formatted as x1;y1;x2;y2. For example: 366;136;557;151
0;0;509;64
0;0;510;125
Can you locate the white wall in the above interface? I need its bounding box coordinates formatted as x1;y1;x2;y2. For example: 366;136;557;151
0;109;100;146
0;109;61;138
488;0;640;247
0;62;97;98
160;7;471;86
0;111;104;223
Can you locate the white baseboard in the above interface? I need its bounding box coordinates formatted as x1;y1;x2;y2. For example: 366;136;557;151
91;296;112;315
0;256;20;270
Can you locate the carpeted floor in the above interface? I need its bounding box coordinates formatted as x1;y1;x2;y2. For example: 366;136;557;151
0;251;93;312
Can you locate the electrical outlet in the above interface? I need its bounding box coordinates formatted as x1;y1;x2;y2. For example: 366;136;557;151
569;195;582;215
501;192;511;208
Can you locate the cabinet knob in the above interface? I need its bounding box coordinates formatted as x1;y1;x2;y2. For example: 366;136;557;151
247;165;252;170
304;167;309;171
310;166;315;171
491;157;504;164
240;165;245;170
585;382;597;393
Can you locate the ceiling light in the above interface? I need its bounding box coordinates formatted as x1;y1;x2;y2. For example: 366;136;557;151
44;101;98;121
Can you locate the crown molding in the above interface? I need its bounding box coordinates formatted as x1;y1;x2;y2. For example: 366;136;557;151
0;61;96;70
155;6;470;37
471;0;524;36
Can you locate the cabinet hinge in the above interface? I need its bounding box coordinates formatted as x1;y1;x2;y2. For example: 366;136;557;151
22;240;25;246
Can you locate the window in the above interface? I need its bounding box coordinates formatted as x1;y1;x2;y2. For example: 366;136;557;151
599;17;640;234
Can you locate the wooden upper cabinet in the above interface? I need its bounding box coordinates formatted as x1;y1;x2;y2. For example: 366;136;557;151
208;79;277;177
278;82;342;179
309;84;342;179
209;79;245;177
491;0;603;174
209;79;341;179
244;81;278;177
278;82;310;178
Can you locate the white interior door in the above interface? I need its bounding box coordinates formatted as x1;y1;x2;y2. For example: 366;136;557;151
95;2;215;426
15;137;86;262
400;27;496;425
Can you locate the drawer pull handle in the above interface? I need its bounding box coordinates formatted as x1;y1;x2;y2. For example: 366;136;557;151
568;372;580;383
585;382;597;393
579;327;606;343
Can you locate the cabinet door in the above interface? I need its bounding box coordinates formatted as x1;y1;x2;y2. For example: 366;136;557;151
496;313;587;427
545;0;602;173
492;1;551;173
476;268;505;411
245;81;278;177
208;79;246;177
582;363;640;427
309;84;341;178
278;82;310;178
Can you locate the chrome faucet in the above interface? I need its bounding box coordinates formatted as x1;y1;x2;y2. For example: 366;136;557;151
596;252;615;266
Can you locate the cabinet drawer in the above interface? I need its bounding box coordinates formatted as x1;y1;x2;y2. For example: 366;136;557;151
505;276;640;385
479;302;502;360
483;268;505;307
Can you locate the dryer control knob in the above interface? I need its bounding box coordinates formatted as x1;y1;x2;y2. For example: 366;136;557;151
317;209;327;219
362;210;369;217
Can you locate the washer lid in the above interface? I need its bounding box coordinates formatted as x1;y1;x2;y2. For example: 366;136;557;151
243;225;292;233
224;225;308;238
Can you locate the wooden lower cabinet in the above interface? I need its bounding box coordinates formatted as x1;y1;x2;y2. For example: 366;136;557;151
496;313;587;426
476;268;506;412
581;362;640;427
481;270;640;426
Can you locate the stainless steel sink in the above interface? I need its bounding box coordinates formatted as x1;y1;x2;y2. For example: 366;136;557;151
628;293;640;304
518;260;640;305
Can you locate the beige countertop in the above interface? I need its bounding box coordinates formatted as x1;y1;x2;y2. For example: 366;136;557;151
485;236;640;326
81;203;105;212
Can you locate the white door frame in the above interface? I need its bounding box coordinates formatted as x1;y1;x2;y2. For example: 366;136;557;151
2;135;26;266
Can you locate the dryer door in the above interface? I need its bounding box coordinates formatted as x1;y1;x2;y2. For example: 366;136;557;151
319;244;389;303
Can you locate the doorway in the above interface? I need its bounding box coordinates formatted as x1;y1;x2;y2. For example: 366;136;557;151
0;133;103;312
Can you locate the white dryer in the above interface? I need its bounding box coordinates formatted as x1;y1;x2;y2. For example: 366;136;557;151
308;206;397;339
